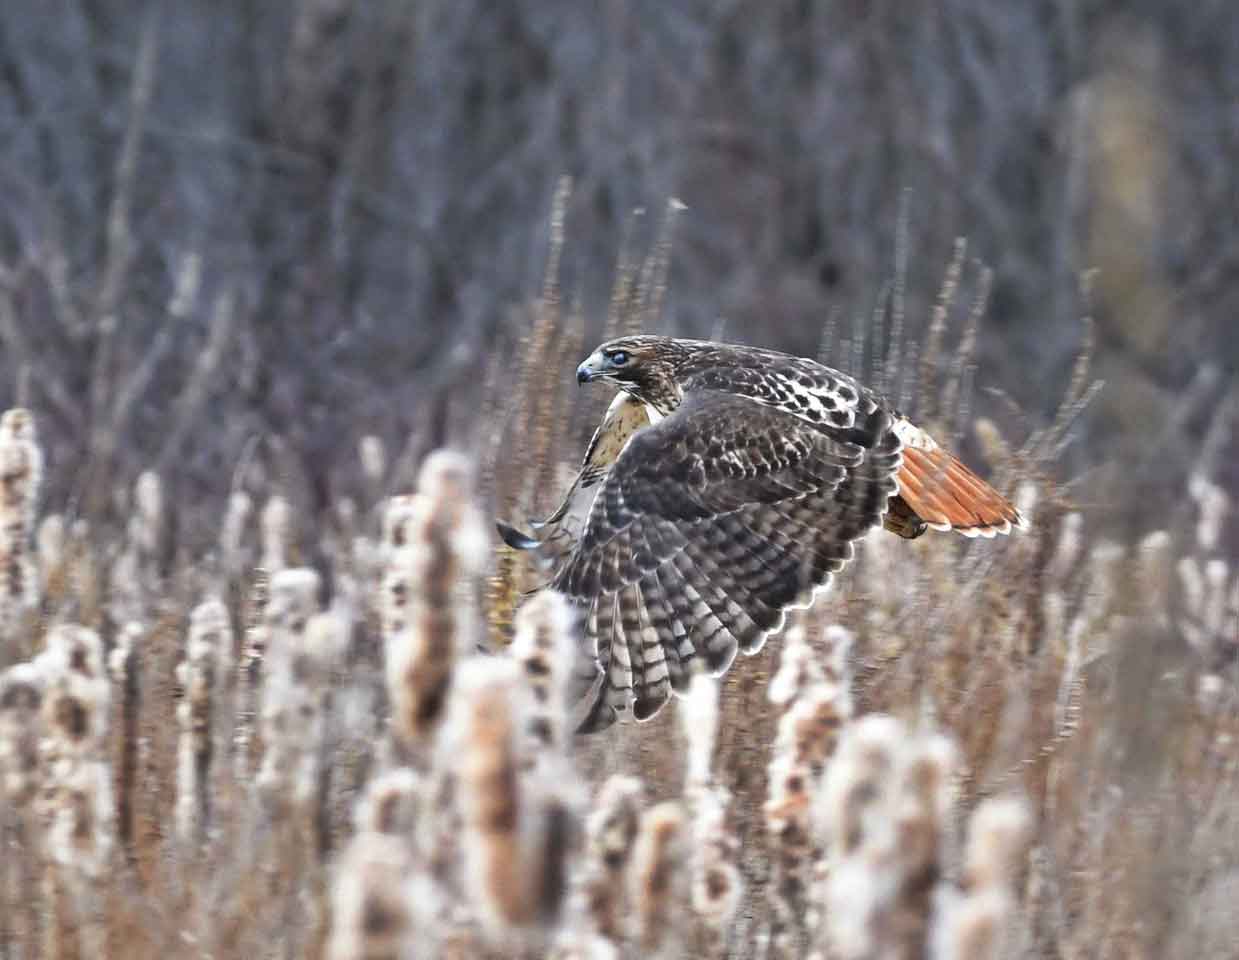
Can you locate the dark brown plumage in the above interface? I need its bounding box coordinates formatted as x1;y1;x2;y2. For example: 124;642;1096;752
501;336;1025;732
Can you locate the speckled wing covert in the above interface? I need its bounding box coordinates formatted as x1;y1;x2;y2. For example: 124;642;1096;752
553;357;902;732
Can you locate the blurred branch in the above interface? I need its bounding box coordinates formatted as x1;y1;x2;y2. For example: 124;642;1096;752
89;2;161;458
155;286;239;471
0;268;82;426
107;251;203;440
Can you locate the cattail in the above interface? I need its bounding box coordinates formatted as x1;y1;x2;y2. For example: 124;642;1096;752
816;715;904;959
0;660;45;808
261;494;292;573
627;801;687;952
176;598;233;844
1135;530;1173;612
579;775;643;942
689;783;743;933
934;797;1032;960
1189;472;1229;553
328;832;414;960
1014;481;1037;529
354;768;422;837
0;408;42;633
768;622;854;955
35;625;113;959
234;567;270;780
509;589;576;757
885;735;958;959
257;570;328;810
360;435;387;486
220;490;253;579
38;625;114;873
678;675;742;934
453;656;566;937
548;932;620;960
1046;512;1081;585
109;620;142;853
37;513;66;600
682;672;719;790
133;470;163;561
385;452;488;753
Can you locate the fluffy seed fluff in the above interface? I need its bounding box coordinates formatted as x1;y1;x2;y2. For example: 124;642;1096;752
257;569;328;809
628;801;686;951
579;775;644;942
384;453;488;752
0;408;43;625
509;589;576;756
176;598;233;843
453;656;566;936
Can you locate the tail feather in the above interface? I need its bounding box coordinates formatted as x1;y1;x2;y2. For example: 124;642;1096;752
894;440;1025;539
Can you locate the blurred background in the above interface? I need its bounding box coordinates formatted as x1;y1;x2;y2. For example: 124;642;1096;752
0;0;1234;547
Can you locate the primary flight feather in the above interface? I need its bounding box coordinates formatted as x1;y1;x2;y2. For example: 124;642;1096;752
499;335;1025;733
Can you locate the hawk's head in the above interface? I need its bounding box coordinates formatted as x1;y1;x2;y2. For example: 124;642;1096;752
575;336;689;415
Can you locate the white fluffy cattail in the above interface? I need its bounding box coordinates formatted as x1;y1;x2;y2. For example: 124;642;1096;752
814;716;910;958
453;657;568;937
509;589;576;758
260;495;292;574
0;660;45;807
385;453;488;753
1189;472;1229;553
627;801;687;951
0;409;42;629
934;797;1032;960
328;832;414;960
176;598;233;844
360;435;387;486
679;675;742;933
354;768;422;838
220;490;253;579
257;571;330;810
579;775;644;942
37;625;115;884
133;470;163;561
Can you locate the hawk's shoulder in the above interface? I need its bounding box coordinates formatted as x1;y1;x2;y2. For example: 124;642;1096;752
677;346;887;439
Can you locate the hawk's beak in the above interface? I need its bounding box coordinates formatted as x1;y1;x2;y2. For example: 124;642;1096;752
576;360;597;384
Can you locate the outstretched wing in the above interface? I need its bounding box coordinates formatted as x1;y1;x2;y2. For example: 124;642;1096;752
553;388;902;732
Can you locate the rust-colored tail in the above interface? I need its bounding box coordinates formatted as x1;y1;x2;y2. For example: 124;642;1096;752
894;441;1025;539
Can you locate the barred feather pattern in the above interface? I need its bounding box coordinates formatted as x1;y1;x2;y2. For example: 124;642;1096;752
510;337;1022;733
551;347;903;731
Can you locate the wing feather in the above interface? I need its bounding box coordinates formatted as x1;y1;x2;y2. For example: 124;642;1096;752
554;388;902;732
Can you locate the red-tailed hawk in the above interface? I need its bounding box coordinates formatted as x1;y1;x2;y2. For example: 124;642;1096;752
500;336;1025;732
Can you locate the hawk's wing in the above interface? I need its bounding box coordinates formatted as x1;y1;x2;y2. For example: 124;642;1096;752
552;388;902;732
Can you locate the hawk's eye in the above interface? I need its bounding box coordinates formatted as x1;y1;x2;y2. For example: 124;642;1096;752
609;350;629;366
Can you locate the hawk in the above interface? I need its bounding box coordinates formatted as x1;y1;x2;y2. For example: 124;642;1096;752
499;336;1024;732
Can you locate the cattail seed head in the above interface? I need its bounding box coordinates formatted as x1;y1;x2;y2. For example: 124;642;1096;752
818;714;903;856
37;625;114;876
354;768;422;837
360;435;387;485
962;796;1032;892
0;408;42;621
509;589;576;755
261;495;292;573
0;660;44;805
682;672;719;789
328;833;414;960
220;490;253;575
384;453;488;751
176;599;232;842
134;470;163;558
628;801;686;950
257;569;327;808
453;657;540;933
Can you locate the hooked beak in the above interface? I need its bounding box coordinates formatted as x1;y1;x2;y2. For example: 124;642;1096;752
576;358;599;384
